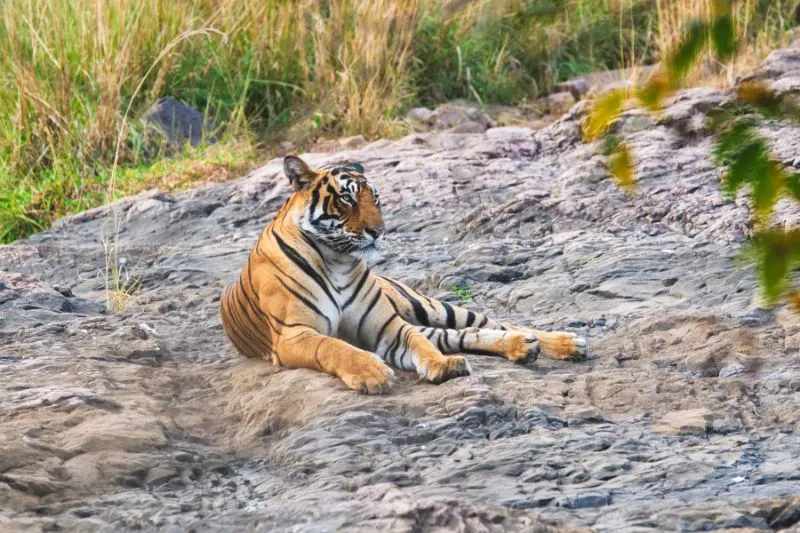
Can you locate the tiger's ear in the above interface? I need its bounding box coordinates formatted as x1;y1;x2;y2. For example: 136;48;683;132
283;155;316;191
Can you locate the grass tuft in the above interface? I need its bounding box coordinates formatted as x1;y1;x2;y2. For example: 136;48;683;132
1;0;797;243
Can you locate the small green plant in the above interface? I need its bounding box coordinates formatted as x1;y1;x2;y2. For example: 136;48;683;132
452;284;474;303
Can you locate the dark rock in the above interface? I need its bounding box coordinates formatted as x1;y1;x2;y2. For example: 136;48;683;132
142;97;217;148
559;492;611;509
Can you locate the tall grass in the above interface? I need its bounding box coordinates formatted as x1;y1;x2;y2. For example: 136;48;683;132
0;0;797;243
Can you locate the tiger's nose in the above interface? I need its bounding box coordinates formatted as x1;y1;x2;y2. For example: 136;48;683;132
365;226;385;240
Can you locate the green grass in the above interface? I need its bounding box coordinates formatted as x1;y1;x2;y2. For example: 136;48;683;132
0;0;797;243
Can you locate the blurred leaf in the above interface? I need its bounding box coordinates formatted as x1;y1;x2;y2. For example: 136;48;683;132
608;141;636;190
788;289;800;314
636;70;673;112
780;97;800;126
602;133;621;155
737;81;782;117
668;20;708;82
787;172;800;201
737;81;800;125
583;87;629;141
710;0;733;18
711;14;736;63
520;0;566;20
752;161;786;220
725;139;772;209
713;117;786;220
713;117;758;175
751;229;800;304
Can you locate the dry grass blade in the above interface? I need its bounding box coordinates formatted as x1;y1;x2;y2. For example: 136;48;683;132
103;27;227;312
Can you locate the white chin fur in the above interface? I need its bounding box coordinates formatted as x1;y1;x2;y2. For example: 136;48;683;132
353;238;386;263
352;246;382;263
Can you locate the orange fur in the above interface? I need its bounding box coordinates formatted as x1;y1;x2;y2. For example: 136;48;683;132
220;156;587;394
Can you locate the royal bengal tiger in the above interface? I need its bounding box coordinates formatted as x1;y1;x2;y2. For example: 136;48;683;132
220;155;587;394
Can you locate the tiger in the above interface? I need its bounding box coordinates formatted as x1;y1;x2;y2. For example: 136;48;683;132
219;155;587;394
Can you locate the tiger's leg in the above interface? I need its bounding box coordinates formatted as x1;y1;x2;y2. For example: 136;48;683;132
343;292;471;384
416;326;540;363
274;327;395;394
377;275;587;361
370;316;472;384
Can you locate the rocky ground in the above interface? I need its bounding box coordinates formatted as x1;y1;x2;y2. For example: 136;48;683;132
3;47;800;533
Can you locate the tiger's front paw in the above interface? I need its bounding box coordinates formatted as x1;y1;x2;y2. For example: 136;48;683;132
340;359;395;395
424;355;472;384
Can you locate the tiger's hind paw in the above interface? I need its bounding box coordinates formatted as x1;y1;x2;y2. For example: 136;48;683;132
540;331;587;362
505;334;541;364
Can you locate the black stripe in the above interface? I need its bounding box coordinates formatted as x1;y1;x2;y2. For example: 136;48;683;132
400;328;415;370
424;328;436;340
381;277;429;325
226;284;273;357
374;312;399;349
356;287;381;341
465;311;476;327
385;295;402;315
270;313;311;330
256;248;316;300
275;275;332;331
273;231;339;310
386;326;405;368
220;288;254;356
238;277;279;333
343;259;361;275
342;267;370;309
442;328;450;350
299;231;332;273
237;277;276;333
443;303;456;329
340;270;364;291
459;331;466;352
479;316;489;327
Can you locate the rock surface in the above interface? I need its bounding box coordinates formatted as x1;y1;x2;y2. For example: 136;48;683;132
142;97;217;148
3;52;800;532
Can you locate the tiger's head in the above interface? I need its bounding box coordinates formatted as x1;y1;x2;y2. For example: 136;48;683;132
282;155;386;255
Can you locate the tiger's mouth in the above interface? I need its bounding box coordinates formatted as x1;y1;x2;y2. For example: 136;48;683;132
360;237;385;251
313;230;385;255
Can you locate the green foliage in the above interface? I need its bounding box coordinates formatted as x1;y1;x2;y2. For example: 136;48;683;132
0;0;796;245
750;230;800;304
584;0;800;311
668;20;709;82
583;88;629;141
412;0;660;106
608;141;636;191
787;172;800;201
452;284;474;303
710;14;737;63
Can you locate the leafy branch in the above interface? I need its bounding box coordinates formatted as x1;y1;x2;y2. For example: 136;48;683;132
583;0;800;311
